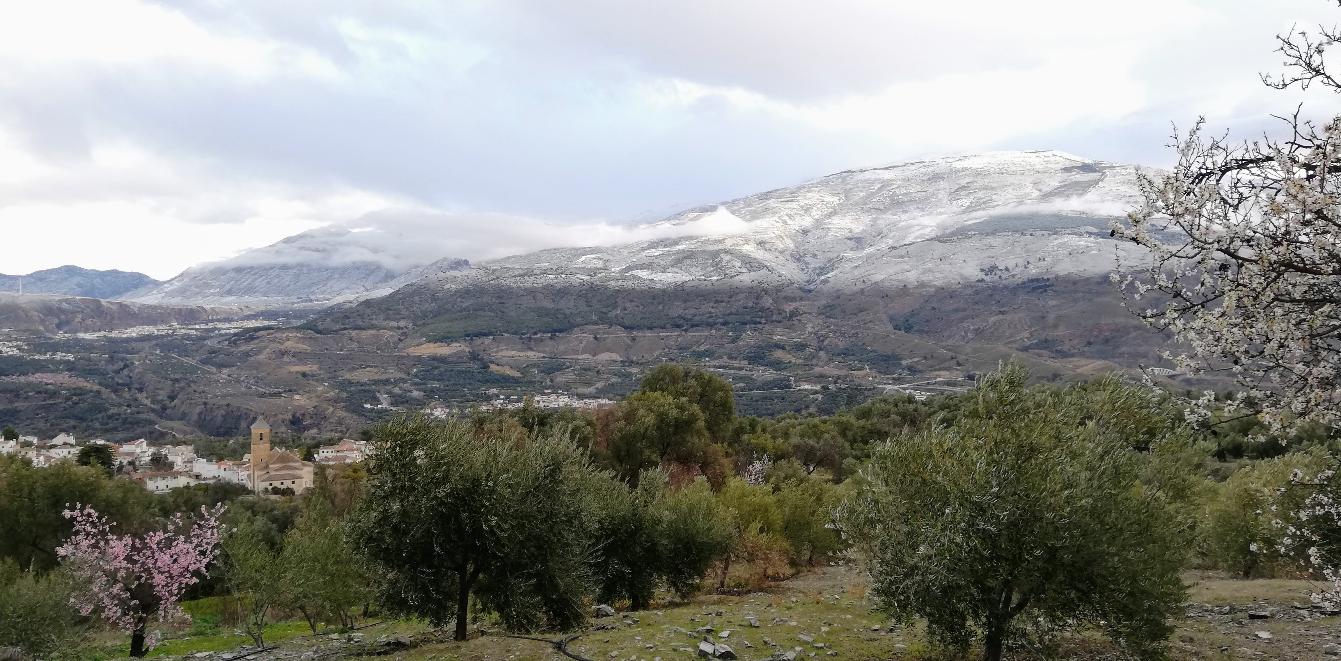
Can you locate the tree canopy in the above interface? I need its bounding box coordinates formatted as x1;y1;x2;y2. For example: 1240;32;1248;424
845;365;1187;661
350;415;603;640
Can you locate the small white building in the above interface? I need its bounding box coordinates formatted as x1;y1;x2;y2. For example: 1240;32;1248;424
315;439;369;464
136;471;200;493
162;445;198;471
46;445;79;460
191;458;249;485
0;440;16;455
47;433;76;447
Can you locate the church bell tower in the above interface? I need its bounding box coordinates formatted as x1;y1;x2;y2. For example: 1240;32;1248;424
249;418;271;491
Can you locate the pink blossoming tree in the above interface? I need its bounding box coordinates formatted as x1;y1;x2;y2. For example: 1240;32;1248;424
56;503;224;657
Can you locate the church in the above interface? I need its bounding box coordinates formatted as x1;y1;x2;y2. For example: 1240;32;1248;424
246;418;315;494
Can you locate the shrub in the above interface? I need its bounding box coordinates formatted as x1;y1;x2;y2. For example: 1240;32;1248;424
657;478;732;599
1203;451;1329;577
0;562;82;657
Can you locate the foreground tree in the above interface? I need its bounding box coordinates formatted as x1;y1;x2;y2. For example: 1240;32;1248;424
1114;10;1341;433
658;478;733;599
590;470;667;610
281;500;372;632
350;416;600;641
1114;5;1341;600
57;504;223;657
222;519;285;648
845;366;1186;661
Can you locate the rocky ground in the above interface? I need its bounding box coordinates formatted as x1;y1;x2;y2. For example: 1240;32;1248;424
132;565;1341;661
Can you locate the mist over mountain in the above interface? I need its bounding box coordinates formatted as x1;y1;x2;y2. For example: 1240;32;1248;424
3;151;1184;441
319;150;1153;332
129;223;472;308
0;266;159;300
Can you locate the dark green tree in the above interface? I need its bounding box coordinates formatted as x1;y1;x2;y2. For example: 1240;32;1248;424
638;364;736;442
589;470;666;610
1;426;17;442
0;561;83;657
845;365;1186;661
221;519;285;648
282;499;372;632
76;444;115;475
147;451;170;471
350;416;601;640
657;478;732;599
607;391;708;483
0;456;153;571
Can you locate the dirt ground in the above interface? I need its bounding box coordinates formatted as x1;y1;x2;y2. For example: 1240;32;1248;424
148;565;1341;661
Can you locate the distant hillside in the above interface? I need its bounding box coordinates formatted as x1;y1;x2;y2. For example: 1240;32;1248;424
0;266;158;300
0;294;234;334
131;227;470;308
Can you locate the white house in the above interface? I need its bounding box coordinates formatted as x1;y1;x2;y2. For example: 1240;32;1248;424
46;445;79;460
47;433;76;447
162;445;198;471
191;458;249;486
315;439;369;464
136;471;200;493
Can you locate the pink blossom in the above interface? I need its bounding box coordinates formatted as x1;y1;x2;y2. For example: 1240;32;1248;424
56;503;224;651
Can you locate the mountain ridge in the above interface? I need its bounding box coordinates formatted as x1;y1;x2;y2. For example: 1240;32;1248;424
0;265;159;300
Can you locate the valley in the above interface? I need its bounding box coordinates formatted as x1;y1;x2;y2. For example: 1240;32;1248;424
0;151;1200;441
0;276;1183;441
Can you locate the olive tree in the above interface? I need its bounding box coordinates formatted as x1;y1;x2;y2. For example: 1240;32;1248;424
638;364;736;442
0;562;83;657
350;415;601;640
607;391;709;483
281;500;372;632
222;520;285;649
845;366;1186;661
657;478;733;599
590;470;667;610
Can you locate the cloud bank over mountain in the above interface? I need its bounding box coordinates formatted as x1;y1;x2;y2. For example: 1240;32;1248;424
3;0;1341;279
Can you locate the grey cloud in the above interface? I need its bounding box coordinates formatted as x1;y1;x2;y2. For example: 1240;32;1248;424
5;0;1341;280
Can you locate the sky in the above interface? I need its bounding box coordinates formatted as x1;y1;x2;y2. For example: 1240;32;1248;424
2;0;1340;280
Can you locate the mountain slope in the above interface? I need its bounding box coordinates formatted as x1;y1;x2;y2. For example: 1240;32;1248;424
316;151;1151;334
131;227;469;308
396;150;1146;295
0;266;159;300
0;293;234;334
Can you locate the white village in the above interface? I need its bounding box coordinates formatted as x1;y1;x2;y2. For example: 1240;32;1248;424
0;418;369;495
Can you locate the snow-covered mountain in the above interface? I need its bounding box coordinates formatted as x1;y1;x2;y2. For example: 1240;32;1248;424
131;227;469;308
139;150;1149;309
413;150;1149;292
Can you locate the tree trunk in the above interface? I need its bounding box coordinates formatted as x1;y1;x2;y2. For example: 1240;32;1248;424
982;622;1004;661
129;614;148;658
298;605;319;635
455;571;471;641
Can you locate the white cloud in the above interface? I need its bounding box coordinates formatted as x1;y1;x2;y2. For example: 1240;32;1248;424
2;0;1341;278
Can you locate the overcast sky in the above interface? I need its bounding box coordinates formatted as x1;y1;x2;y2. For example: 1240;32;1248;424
2;0;1340;279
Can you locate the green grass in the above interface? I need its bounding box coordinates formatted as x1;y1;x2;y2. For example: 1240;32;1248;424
73;619;316;659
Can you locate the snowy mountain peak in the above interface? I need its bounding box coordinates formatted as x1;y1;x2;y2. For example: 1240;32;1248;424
428;151;1149;291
